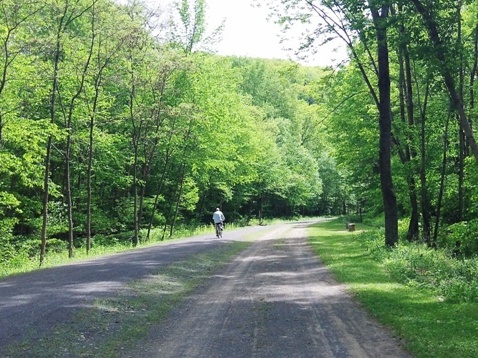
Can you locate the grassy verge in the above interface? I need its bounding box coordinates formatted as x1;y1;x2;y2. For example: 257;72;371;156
3;241;251;358
308;219;478;358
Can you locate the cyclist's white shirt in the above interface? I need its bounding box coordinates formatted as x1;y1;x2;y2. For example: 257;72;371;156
213;211;225;223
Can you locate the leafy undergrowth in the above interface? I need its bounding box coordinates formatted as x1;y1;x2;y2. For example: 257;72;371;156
308;219;478;358
3;241;251;357
360;228;478;304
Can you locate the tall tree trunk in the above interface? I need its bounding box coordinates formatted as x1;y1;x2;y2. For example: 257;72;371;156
129;73;141;247
146;150;172;240
396;13;419;241
132;138;140;246
40;0;96;264
370;3;398;246
40;135;53;266
457;2;465;222
169;162;186;238
86;62;106;254
306;1;398;245
458;128;465;221
41;24;63;266
137;104;167;232
0;27;11;149
86;110;94;254
146;109;179;240
433;110;451;243
63;27;94;258
418;84;431;244
259;194;263;225
64;127;75;258
162;163;182;240
469;25;478;110
85;4;117;254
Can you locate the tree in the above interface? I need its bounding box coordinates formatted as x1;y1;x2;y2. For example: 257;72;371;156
368;2;398;246
38;0;97;265
266;0;398;245
0;0;48;246
167;0;223;54
411;0;478;164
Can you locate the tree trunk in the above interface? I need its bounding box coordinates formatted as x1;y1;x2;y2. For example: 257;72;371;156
146;156;170;239
146;112;178;240
162;163;181;240
86;67;105;254
433;111;451;243
0;27;11;149
457;3;465;222
418;85;431;244
40;135;53;266
86;110;94;254
259;194;263;225
458;128;465;221
64;129;75;258
396;18;419;241
63;29;93;258
169;162;186;238
132;139;140;246
129;71;141;247
370;3;398;247
40;25;63;266
469;25;478;109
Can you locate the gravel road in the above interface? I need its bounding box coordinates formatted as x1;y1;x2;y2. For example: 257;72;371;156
0;220;411;357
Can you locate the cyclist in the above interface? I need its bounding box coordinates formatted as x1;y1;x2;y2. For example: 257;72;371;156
212;208;225;238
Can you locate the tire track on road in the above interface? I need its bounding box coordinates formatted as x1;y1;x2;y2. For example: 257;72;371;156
124;222;411;358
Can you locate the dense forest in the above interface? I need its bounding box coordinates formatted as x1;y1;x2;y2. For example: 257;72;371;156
2;0;478;266
0;0;342;265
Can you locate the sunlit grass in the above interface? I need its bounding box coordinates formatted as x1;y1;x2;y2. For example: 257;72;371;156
308;219;478;358
1;241;136;277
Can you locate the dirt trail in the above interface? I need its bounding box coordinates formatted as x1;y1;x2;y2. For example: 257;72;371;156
121;222;411;358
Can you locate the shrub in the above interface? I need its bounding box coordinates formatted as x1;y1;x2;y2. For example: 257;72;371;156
0;239;17;264
356;229;391;261
359;227;478;303
361;214;385;228
91;234;121;247
45;238;67;253
438;219;478;257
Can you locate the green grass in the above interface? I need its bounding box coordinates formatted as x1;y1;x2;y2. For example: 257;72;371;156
1;242;134;278
308;219;478;358
3;241;251;357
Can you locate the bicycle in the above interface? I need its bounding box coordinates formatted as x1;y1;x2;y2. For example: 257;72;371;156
215;222;224;238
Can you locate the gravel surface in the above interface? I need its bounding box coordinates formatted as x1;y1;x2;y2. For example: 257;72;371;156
121;221;411;358
0;221;411;357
